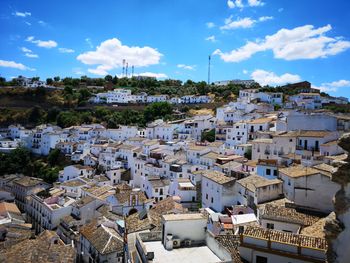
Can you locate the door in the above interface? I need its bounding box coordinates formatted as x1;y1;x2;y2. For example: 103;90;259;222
315;140;319;151
304;140;308;150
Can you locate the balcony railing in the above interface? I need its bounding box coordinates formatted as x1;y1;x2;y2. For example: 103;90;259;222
296;145;319;152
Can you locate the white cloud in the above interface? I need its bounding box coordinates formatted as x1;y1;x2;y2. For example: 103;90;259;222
206;22;215;28
248;0;264;7
214;24;350;62
235;0;244;8
325;80;350;88
205;35;217;42
20;47;38;58
87;67;108;75
137;72;168;79
26;36;58;48
259;16;273;22
85;38;93;48
77;38;163;76
25;53;38;58
38;20;48;26
25;21;31;26
221;16;256;30
59;47;75;53
243;69;248;74
21;47;32;53
213;41;263;61
227;0;235;9
278;8;284;12
177;64;196;70
73;67;85;75
313;79;350;92
13;11;31;17
0;59;35;71
220;15;271;31
228;0;264;9
251;69;301;86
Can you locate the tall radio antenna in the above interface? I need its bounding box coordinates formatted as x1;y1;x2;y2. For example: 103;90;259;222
208;55;211;85
122;59;126;77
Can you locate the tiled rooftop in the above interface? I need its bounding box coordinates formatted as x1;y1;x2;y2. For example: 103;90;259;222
237;175;282;192
162;213;205;221
80;220;124;255
243;226;327;251
13;176;44;187
260;204;321;226
201;170;235;185
0;230;76;263
279;165;321;178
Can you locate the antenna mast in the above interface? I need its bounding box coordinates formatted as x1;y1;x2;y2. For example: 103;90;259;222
131;65;134;78
208;55;211;85
126;63;129;78
122;59;126;77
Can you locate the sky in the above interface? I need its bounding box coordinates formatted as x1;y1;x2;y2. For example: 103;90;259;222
1;0;350;97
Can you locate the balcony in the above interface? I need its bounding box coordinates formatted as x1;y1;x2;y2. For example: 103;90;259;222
296;145;319;152
170;165;182;173
150;152;163;160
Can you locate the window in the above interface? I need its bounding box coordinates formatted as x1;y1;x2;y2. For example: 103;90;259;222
206;194;208;200
266;169;271;176
211;197;214;203
256;256;268;263
266;223;274;229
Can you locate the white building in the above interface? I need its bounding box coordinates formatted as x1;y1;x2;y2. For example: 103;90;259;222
95;88;132;104
146;95;169;103
141;175;170;203
59;165;94;182
235;175;283;207
201;170;236;213
258;203;321;234
27;189;74;233
289;93;322;109
279;165;341;213
80;220;124;263
225;122;248;148
239;226;327;263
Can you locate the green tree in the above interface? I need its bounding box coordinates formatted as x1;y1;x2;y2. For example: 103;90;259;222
56;111;81;127
0;147;31;175
0;77;6;86
112;76;119;85
64;86;74;95
47;148;61;166
105;75;113;82
201;129;215;142
144;102;173;123
47;107;61;123
53;76;60;82
46;78;53;85
244;148;252;160
28;106;46;125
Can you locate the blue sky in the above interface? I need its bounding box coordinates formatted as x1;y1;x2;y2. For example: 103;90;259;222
1;0;350;97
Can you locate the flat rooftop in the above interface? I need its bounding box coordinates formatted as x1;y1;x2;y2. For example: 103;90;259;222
162;213;205;221
143;241;222;263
